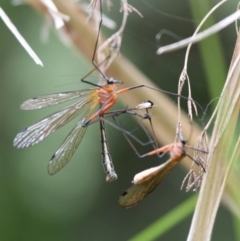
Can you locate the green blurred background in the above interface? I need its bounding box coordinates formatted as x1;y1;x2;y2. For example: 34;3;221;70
0;0;237;240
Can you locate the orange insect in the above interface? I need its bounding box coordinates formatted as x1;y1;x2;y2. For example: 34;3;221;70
13;1;190;181
118;137;206;208
13;1;183;180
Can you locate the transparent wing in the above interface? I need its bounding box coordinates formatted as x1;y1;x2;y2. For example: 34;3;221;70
21;89;97;110
47;107;94;175
14;96;95;148
118;157;179;208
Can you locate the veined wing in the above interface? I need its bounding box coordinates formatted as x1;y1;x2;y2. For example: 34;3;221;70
14;96;95;148
21;89;97;110
47;107;94;175
118;157;181;208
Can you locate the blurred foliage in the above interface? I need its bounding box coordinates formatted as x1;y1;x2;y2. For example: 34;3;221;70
0;0;238;240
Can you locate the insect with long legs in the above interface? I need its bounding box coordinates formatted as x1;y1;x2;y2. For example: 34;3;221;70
13;1;194;181
118;135;207;208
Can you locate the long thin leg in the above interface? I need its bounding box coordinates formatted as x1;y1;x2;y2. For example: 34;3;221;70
81;0;111;87
82;102;161;150
90;0;109;81
101;116;154;147
117;84;204;111
108;110;171;158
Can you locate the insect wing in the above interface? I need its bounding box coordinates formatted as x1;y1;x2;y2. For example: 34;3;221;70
14;96;94;148
47;107;93;175
21;89;97;110
118;157;180;208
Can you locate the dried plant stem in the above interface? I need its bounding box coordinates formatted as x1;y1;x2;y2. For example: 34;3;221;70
176;0;228;130
187;31;240;241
